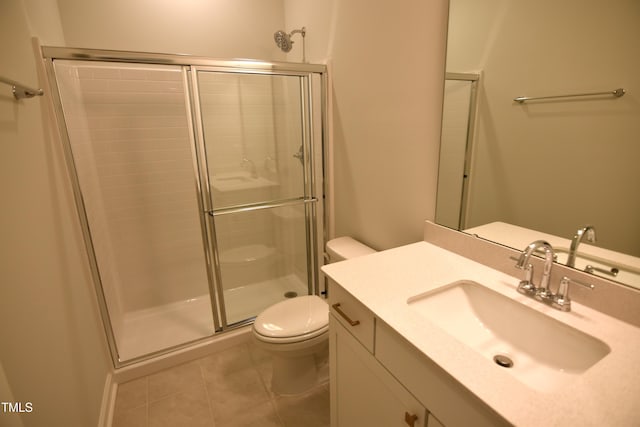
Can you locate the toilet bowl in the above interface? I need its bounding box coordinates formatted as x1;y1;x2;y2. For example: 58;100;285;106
251;236;375;395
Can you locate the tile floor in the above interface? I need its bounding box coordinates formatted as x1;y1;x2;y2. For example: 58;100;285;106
112;340;330;427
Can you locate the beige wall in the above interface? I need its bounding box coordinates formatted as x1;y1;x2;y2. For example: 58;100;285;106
55;0;287;60
329;0;448;250
282;0;449;250
449;0;640;256
283;0;336;64
0;1;110;426
0;361;24;427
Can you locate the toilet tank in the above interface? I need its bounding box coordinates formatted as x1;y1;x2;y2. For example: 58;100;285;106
326;237;376;262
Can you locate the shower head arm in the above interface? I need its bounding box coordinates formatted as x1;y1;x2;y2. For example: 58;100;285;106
289;27;306;38
291;27;306;62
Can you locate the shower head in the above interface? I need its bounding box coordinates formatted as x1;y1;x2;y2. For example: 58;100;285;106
274;30;293;52
274;27;306;54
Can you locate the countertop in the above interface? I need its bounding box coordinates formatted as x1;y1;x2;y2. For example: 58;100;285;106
321;241;640;426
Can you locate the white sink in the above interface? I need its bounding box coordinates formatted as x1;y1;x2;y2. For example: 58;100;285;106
407;280;610;392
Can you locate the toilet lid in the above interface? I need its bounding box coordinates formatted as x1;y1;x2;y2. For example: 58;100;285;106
253;295;328;340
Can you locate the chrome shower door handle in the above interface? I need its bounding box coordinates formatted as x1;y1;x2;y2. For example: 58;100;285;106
293;145;304;165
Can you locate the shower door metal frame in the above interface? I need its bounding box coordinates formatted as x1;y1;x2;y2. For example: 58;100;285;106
190;65;323;330
41;46;328;368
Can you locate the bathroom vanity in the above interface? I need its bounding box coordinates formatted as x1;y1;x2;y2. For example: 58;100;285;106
323;235;640;426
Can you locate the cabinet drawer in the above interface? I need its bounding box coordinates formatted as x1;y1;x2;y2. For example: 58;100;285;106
328;279;375;352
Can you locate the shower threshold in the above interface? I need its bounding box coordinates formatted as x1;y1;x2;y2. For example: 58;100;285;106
117;274;307;362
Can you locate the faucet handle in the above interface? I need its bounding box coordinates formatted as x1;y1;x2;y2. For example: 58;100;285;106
511;255;535;293
517;264;537;295
553;276;595;312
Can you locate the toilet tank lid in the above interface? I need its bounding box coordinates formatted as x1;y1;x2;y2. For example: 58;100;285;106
326;236;376;260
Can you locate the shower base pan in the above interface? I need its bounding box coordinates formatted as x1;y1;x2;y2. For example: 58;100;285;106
117;274;307;362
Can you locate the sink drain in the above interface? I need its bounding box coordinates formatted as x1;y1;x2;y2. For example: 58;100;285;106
284;291;298;298
493;354;514;368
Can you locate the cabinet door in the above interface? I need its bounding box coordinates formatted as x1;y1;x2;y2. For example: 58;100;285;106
330;316;426;427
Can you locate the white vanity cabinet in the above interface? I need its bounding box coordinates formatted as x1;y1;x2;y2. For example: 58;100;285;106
329;281;434;427
328;279;505;427
324;238;640;426
330;316;428;427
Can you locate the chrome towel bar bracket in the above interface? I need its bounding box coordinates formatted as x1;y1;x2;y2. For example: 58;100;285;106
0;75;44;100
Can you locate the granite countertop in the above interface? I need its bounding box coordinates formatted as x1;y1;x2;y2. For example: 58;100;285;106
322;241;640;426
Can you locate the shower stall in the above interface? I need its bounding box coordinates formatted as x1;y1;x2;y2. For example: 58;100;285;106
43;47;327;366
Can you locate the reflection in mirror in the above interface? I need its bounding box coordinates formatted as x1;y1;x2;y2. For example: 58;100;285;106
436;0;640;289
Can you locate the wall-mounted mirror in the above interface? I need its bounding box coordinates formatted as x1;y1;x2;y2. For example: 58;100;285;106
436;0;640;290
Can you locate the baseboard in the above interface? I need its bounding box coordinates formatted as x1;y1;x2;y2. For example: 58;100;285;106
97;326;251;426
113;326;251;384
97;372;117;427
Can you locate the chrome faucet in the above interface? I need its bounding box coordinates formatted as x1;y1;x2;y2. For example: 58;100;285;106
567;225;596;268
513;240;594;312
515;240;555;297
553;276;595;312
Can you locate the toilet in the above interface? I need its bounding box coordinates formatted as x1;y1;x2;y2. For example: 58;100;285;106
252;236;376;395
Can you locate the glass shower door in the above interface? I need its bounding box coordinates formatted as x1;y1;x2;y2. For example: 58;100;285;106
52;60;218;363
194;70;318;327
46;47;327;367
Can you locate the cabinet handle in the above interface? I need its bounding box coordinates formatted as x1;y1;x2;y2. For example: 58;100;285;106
404;412;418;427
331;303;360;326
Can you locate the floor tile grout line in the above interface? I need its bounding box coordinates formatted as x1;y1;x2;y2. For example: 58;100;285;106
246;341;286;426
236;344;275;425
197;357;217;426
144;376;150;427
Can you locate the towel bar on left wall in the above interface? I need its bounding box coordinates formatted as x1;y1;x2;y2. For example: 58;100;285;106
0;75;44;100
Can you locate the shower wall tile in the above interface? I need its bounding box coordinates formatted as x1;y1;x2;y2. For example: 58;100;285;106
77;66;121;80
55;61;211;317
63;123;126;340
198;72;280;178
213;205;309;291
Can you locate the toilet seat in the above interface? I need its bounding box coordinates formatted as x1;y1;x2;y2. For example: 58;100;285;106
253;295;328;344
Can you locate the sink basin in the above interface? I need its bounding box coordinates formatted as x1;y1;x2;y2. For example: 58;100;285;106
407;280;610;392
